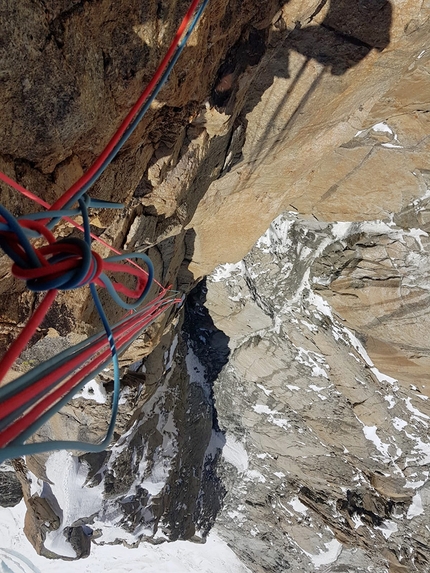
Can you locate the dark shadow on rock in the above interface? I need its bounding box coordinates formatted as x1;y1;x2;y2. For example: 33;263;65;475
183;279;230;431
224;0;392;192
174;279;230;537
153;2;392;544
0;470;23;507
176;228;199;292
211;27;269;109
215;0;392;120
322;0;392;50
63;525;93;559
289;0;392;76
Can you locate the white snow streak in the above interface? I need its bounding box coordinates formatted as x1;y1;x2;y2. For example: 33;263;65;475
0;500;251;573
44;452;104;558
407;493;424;519
73;379;107;403
222;434;249;473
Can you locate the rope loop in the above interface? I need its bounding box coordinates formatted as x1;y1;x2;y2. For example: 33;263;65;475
12;237;104;292
0;0;207;461
0;199;153;306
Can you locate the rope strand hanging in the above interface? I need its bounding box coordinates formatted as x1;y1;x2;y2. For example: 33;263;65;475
0;0;209;464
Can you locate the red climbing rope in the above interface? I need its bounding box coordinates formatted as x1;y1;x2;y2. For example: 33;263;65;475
0;0;208;459
0;298;170;448
0;290;57;383
51;0;205;212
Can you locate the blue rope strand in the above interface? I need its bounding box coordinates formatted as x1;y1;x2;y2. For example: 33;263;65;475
56;0;210;214
0;294;180;462
0;0;209;462
0;195;157;459
0;204;41;267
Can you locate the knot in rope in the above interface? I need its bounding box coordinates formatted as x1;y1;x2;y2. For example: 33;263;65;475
12;236;104;292
0;203;103;292
0;0;206;461
0;198;154;308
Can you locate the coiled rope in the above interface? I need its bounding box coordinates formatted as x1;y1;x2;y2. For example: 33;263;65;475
0;0;209;464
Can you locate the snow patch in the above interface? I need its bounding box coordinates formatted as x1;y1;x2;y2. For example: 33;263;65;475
257;215;295;254
253;405;290;430
44;451;104;558
288;496;308;514
28;470;42;497
119;385;132;405
370;368;397;385
222;434;249;473
0;501;251;573
405;475;427;489
141;456;171;496
309;384;326;392
308;291;334;319
405;397;429;421
331;222;352;241
211;262;243;282
304;538;343;567
344;330;373;366
164;334;178;371
405;433;430;465
128;360;144;372
371;122;393;134
393;417;408;431
376;520;398;539
362;425;390;461
300;319;318;333
186;345;208;395
296;347;329;379
256;383;273;397
73;379;107;403
407;493;424;519
246;469;266;483
352;514;364;529
407;228;428;251
253;404;274;415
381;143;403;149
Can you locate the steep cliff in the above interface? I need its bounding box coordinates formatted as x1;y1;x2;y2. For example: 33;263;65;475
0;0;430;571
207;212;430;572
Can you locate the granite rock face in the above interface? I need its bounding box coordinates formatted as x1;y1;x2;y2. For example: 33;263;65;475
0;0;284;354
0;0;430;570
187;1;430;276
206;212;430;572
8;209;430;570
0;466;23;508
0;0;429;350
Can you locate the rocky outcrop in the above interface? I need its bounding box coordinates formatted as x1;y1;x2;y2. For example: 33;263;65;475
206;213;430;572
316;217;430;391
1;0;430;570
10;458;61;559
0;0;284;355
187;1;430;276
0;0;429;354
0;466;23;508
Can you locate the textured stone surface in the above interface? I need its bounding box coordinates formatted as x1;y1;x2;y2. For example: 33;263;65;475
205;213;430;572
316;219;430;391
0;0;284;354
1;0;430;569
0;470;23;508
188;3;430;276
0;0;429;347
